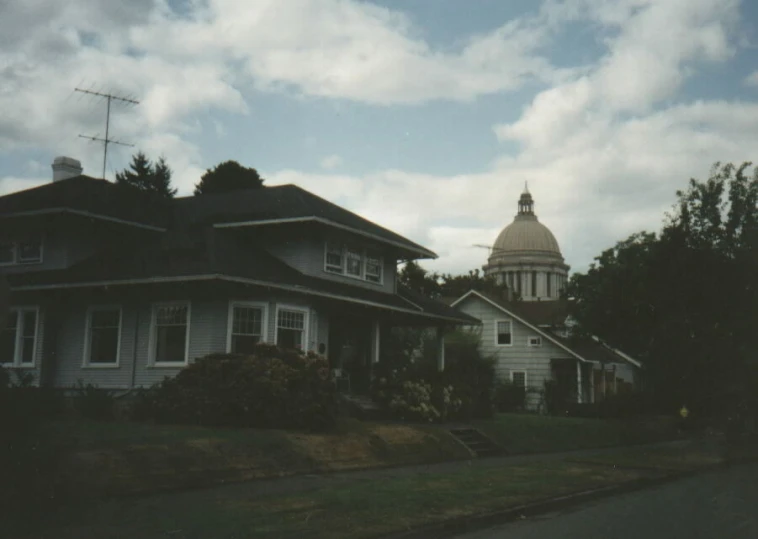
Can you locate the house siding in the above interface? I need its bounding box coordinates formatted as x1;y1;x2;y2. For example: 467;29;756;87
457;295;575;409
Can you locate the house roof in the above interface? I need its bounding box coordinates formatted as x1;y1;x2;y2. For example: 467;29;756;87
0;175;171;230
174;185;436;258
451;289;640;367
8;233;475;325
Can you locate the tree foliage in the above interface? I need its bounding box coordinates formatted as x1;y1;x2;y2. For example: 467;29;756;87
568;162;758;418
193;160;265;196
398;260;511;300
115;152;177;198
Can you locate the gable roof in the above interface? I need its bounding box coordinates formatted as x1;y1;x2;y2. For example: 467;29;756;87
174;185;437;258
0;175;171;230
452;289;641;367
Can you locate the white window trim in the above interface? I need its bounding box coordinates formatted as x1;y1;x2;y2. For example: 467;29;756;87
274;303;310;352
527;336;542;347
82;305;123;368
1;306;40;368
510;370;528;389
226;301;269;353
322;242;384;285
148;301;191;367
494;319;513;347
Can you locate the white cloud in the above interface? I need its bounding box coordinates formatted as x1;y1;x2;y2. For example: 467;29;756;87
320;154;343;170
745;70;758;87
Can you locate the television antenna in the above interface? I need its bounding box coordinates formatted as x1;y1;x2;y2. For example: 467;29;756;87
75;87;139;179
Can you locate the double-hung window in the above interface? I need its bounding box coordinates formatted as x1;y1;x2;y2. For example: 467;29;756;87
0;241;15;264
365;251;382;283
0;238;42;265
325;243;344;273
511;370;527;389
345;247;363;277
1;308;38;367
84;308;122;366
495;320;512;346
276;307;307;351
151;303;190;366
229;303;266;354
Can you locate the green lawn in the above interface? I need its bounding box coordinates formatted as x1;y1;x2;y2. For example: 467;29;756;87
475;413;681;454
11;457;656;539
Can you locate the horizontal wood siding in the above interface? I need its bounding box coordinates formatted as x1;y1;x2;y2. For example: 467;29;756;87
457;296;575;409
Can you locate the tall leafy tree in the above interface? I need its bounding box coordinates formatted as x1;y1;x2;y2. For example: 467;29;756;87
568;162;758;417
193;161;264;196
115;152;177;198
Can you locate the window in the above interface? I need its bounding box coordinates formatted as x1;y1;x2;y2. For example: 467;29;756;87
365;251;382;283
0;242;14;264
17;238;42;263
0;238;42;265
323;242;384;284
345;247;363;277
228;303;266;354
151;303;189;365
495;320;512;346
325;243;344;273
527;336;542;347
547;272;552;297
532;271;537;297
84;308;121;366
511;370;527;389
1;308;38;367
276;307;307;351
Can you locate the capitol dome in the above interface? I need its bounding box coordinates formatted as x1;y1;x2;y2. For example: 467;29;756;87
483;186;569;302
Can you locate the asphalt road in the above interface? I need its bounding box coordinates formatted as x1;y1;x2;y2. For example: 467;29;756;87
459;463;758;539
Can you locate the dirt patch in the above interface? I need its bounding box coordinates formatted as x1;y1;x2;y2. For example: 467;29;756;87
371;425;429;445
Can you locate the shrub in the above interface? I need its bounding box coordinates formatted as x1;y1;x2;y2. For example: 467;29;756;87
72;381;115;421
133;344;336;431
494;380;526;412
543;379;574;415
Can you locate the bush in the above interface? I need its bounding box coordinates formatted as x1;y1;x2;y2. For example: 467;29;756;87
133;344;336;431
72;381;115;421
372;328;495;422
494;380;526;412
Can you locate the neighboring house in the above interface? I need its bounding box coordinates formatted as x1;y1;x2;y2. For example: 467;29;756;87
0;157;476;393
452;289;642;410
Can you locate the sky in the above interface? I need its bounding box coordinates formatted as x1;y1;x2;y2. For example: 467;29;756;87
1;0;758;275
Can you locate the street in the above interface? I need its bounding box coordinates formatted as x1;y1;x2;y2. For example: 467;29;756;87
459;463;758;539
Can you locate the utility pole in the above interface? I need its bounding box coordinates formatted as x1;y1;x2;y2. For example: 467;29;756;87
75;88;139;179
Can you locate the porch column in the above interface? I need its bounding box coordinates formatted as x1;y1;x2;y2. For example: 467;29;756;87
370;321;381;364
436;326;445;372
576;360;583;404
590;366;596;404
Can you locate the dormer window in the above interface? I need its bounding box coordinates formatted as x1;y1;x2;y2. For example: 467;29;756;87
325;243;344;273
0;237;42;265
323;242;383;284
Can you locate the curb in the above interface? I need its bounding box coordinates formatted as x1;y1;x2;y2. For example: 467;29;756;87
379;463;734;539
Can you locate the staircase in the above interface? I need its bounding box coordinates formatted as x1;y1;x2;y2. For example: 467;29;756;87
340;393;384;420
449;428;505;457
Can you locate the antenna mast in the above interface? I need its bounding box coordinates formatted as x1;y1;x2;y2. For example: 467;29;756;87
75;87;139;179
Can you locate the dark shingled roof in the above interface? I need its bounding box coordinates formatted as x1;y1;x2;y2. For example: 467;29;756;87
0;175;172;228
173;184;435;257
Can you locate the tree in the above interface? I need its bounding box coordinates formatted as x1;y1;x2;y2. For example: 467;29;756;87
398;262;511;300
398;260;442;298
115;152;177;198
193;161;264;196
568;162;758;418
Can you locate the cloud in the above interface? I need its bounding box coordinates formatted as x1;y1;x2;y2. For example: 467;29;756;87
745;70;758;87
320;154;343;170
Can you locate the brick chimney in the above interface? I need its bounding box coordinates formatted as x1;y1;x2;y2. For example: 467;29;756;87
51;156;83;182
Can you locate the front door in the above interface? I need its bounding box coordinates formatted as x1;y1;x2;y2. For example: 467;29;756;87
329;315;372;394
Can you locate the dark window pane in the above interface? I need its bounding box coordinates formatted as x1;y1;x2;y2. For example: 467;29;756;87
497;321;511;345
232;334;260;354
22;311;36;338
0;242;14;264
91;310;120;328
277;328;302;350
155;326;187;363
512;372;526;388
90;327;119;364
232;307;261;335
17;239;42;262
156;306;187;326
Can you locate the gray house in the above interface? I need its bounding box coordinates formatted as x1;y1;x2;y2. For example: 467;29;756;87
452;289;641;410
0;157;476;393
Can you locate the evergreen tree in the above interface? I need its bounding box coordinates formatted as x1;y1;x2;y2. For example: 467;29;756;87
115;152;177;198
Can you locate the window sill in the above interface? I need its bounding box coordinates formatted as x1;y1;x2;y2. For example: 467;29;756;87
495;343;513;347
321;269;384;286
2;363;36;368
82;364;120;369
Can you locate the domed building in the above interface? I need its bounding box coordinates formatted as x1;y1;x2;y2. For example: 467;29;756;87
483;185;569;301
